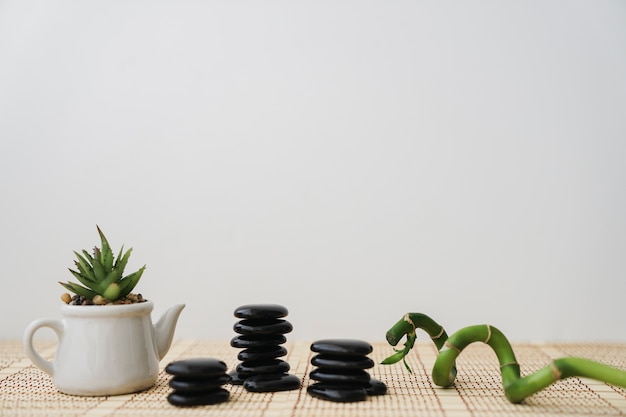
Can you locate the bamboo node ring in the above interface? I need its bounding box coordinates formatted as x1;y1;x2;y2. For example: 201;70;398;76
484;325;492;344
431;327;445;340
444;341;461;353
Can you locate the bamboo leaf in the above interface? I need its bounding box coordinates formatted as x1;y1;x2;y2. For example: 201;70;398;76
402;357;413;374
381;351;406;365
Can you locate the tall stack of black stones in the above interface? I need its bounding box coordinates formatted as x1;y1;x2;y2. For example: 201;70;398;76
165;358;230;406
230;304;301;392
308;339;387;402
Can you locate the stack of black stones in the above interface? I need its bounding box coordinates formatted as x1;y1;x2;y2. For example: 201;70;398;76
165;358;230;406
308;339;387;402
230;304;301;392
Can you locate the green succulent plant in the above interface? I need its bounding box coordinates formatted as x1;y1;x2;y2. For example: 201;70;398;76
59;226;146;302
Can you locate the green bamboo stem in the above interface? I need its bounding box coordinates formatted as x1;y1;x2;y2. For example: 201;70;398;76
383;313;626;404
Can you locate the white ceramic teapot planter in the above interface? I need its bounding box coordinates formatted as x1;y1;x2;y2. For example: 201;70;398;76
23;300;184;396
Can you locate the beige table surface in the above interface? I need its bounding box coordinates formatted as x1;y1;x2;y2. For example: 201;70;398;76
1;339;625;417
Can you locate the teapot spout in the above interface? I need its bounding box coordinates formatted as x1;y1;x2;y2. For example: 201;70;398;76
154;304;185;360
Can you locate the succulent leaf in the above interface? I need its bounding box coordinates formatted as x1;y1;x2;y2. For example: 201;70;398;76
73;252;96;281
99;268;122;292
81;249;94;263
68;268;97;289
102;283;121;300
91;247;106;281
114;247;133;275
97;225;114;273
59;281;98;300
113;245;125;270
118;265;145;299
93;246;102;262
59;227;145;302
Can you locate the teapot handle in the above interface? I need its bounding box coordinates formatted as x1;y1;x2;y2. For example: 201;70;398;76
23;318;64;376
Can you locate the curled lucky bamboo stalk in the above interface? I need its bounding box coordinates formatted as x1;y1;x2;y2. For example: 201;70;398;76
382;313;626;403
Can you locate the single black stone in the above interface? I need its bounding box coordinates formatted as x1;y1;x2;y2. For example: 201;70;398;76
234;318;293;335
230;334;287;348
235;359;290;377
165;358;228;378
243;373;301;392
310;339;372;356
169;374;231;392
167;388;230;406
364;378;387;396
228;370;245;385
234;304;288;319
309;368;371;384
238;345;287;361
307;382;367;403
311;354;374;370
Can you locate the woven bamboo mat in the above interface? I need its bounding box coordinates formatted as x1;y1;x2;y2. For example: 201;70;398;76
1;340;625;417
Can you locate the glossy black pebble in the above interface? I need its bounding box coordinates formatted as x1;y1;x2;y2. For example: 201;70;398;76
236;359;290;377
228;370;245;386
167;388;229;406
243;373;301;392
310;339;372;356
238;345;287;361
234;319;293;335
234;304;288;319
364;378;387;396
307;383;367;403
311;354;374;370
310;368;371;384
231;334;287;348
165;359;228;378
169;374;231;392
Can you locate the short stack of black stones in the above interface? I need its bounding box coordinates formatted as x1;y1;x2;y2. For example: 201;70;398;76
165;358;230;406
230;304;301;392
307;339;387;402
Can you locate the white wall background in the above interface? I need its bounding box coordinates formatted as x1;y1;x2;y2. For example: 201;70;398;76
1;1;625;344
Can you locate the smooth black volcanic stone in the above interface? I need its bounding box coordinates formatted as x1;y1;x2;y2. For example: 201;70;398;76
234;318;293;335
169;374;231;392
310;339;372;356
167;388;230;406
231;334;287;348
309;368;371;384
307;383;367;403
234;304;288;319
311;354;374;370
364;378;387;396
238;345;287;361
228;370;245;386
165;359;228;378
235;359;290;377
243;373;301;392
